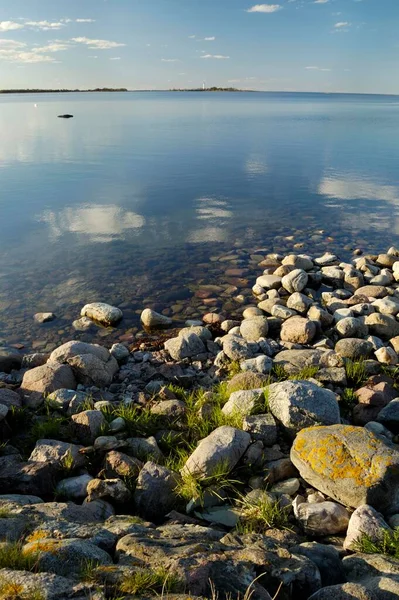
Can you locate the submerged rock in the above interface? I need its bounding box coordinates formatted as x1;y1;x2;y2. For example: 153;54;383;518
81;302;123;326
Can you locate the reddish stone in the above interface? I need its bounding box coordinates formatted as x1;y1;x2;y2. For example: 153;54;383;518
353;381;397;425
195;289;213;299
225;268;247;277
203;313;224;324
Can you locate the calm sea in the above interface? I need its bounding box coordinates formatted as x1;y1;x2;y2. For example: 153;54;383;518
0;91;398;349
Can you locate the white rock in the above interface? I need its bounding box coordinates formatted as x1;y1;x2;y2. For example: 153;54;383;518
240;317;269;342
373;297;399;316
271;478;300;496
255;275;282;290
344;504;391;551
282;269;308;294
222;389;264;417
296;501;350;536
375;346;398;365
81;302;123;326
34;312;55;324
140;308;172;328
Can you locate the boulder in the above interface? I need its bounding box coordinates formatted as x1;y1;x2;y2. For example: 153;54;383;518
0;455;57;496
29;440;85;469
222;335;257;361
344;504;391;551
291;424;399;513
291;542;346;587
110;343;130;362
87;478;132;504
222;389;264;417
287;292;313;314
268;380;340;438
141;308;172;328
280;317;316;345
165;332;205;360
0;403;8;421
335;338;374;360
308;582;377;599
0;389;21;409
377;399;399;433
80;302;123;326
134;461;180;522
365;313;399;340
66;353;118;387
55;474;93;499
182;426;251;479
49;340;110;364
240;317;269;342
242;413;278;446
34;312;55;323
21;363;77;402
356;285;388;299
294;501;350;536
282;269;308;293
104;451;142;479
71;410;107;444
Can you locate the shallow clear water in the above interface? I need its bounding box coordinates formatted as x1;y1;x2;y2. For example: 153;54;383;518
1;91;399;350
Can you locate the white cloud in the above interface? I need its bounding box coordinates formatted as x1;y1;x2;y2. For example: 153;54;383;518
71;37;126;49
0;39;26;49
109;57;121;60
188;35;196;39
246;4;282;13
335;22;350;28
34;43;70;53
0;21;24;31
305;65;331;71
314;0;329;3
25;20;64;30
161;58;180;62
201;54;230;59
76;19;96;23
204;36;216;41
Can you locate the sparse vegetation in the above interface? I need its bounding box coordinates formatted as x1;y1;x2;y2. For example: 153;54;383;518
119;567;184;595
0;542;39;572
345;359;367;387
354;528;399;559
0;578;45;600
237;495;291;533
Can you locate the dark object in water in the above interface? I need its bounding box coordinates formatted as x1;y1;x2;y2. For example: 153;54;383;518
58;114;74;119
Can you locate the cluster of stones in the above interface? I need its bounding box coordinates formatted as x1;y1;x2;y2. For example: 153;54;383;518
2;248;399;598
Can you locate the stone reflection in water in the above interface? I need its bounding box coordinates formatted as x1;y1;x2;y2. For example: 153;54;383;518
38;205;146;243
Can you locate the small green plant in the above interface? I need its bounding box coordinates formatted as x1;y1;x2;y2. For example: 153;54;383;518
7;406;31;431
30;417;66;443
271;364;287;381
0;507;13;519
174;459;241;505
227;361;242;378
345;359;367;387
79;558;101;582
0;577;45;600
119;567;183;595
292;365;320;380
340;388;357;417
60;448;75;473
237;496;291;533
354;528;399;559
113;404;162;437
0;542;40;571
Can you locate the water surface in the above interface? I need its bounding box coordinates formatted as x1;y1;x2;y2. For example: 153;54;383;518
0;91;398;350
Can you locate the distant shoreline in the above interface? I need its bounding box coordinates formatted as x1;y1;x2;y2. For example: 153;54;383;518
0;88;398;97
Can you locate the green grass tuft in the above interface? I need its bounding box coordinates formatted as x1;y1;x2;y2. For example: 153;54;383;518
345;359;367;387
0;542;40;571
237;495;291;533
353;528;399;559
119;567;184;595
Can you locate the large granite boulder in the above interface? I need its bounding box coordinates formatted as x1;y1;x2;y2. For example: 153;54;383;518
291;425;399;513
49;341;118;387
21;362;77;404
268;380;340;438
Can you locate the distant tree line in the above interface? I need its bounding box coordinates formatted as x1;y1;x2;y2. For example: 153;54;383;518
0;88;128;94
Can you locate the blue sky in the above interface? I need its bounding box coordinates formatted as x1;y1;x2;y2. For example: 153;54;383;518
0;0;398;93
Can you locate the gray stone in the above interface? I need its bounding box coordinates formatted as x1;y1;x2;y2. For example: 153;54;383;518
71;410;107;444
110;343;130;362
182;426;251;479
67;353;119;387
291;424;399;513
134;461;180;522
0;403;8;421
87;478;132;504
344;504;391;551
357;285;388;299
29;440;86;468
282;254;314;271
365;313;399;340
222;335;256;361
280;317;316;345
308;582;376;600
336;317;368;339
295;501;350;536
49;340;110;364
141;308;172;328
165;332;205;360
151;399;187;418
0;388;21;408
21;362;77;402
256;274;282;290
377;399;399;432
335;338;374;359
240;317;269;342
126;436;164;462
271;305;297;319
222;389;264;417
242;413;278;446
291;542;346;587
282;269;309;293
240;355;273;374
0;569;97;600
34;312;55;323
81;302;123;326
268;380;340;438
287;292;313;314
56;474;93;499
373;297;399;316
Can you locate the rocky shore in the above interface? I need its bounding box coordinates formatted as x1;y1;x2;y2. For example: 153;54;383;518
2;247;399;599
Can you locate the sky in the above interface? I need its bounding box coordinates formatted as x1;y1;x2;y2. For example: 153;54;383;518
0;0;398;94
